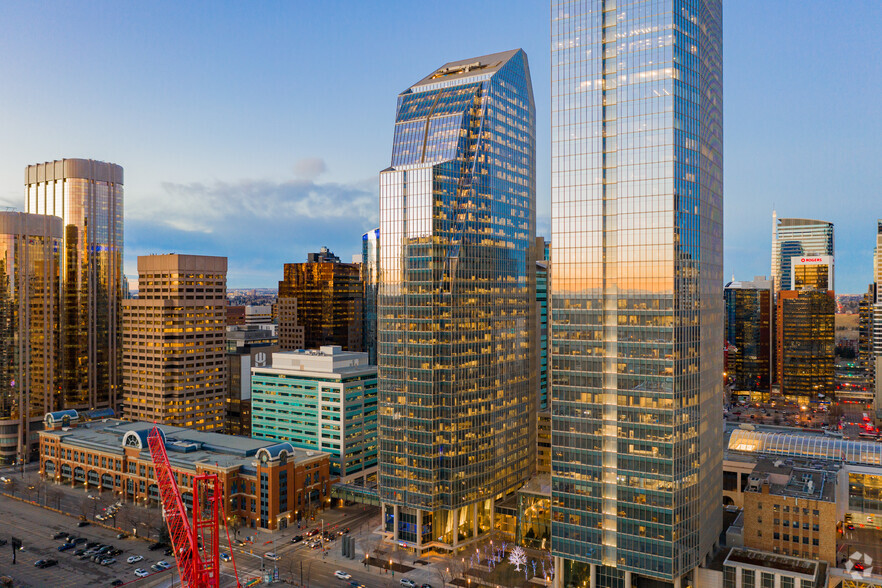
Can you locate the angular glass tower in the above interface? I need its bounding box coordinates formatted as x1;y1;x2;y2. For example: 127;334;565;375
378;49;536;553
550;2;723;586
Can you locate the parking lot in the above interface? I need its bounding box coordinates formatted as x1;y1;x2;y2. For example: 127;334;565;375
0;494;174;587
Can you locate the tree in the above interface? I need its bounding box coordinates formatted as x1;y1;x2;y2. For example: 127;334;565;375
508;546;526;572
436;564;452;588
46;486;62;510
228;514;244;538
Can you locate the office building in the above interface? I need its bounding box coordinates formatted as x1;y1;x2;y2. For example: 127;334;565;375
724;277;773;399
121;254;227;431
771;214;834;297
226;305;246;326
550;1;723;586
251;346;377;485
38;414;330;531
225;325;278;436
378;49;536;553
276;297;305;351
25;158;124;412
362;228;380;364
0;212;62;464
873;221;882;419
277;251;363;352
537;236;550;411
776;290;835;404
791;255;833;291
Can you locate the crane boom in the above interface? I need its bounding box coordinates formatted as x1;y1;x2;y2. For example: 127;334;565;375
148;425;224;587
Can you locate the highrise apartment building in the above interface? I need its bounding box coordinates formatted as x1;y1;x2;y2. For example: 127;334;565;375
771;214;834;297
550;2;723;586
0;212;62;464
362;228;380;364
277;250;363;352
122;254;227;431
25;159;124;412
725;277;773;399
377;49;536;553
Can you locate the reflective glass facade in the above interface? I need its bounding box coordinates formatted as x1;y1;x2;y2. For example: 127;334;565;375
362;228;380;364
776;290;835;404
25;159;123;412
278;260;363;352
0;213;62;464
771;216;834;297
550;0;722;584
725;279;772;393
378;49;536;552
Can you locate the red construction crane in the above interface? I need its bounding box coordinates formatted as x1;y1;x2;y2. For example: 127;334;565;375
148;426;240;587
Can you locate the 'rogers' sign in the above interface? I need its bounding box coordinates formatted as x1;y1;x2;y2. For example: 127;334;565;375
800;258;824;263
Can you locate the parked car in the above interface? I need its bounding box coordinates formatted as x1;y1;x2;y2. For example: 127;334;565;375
72;537;87;545
134;568;149;577
400;580;416;588
77;521;90;527
86;542;101;549
100;558;117;566
150;564;163;572
73;548;87;556
110;581;124;586
127;555;143;564
116;533;128;539
148;542;165;551
52;531;68;540
335;570;352;580
57;543;75;552
421;584;434;588
109;548;122;556
156;561;170;569
34;559;49;567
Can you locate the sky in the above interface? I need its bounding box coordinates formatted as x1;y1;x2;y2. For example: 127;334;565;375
1;1;880;292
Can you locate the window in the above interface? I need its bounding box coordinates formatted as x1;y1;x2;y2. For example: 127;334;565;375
812;538;819;546
723;566;735;588
812;509;819;516
742;569;755;588
761;572;774;588
774;532;780;540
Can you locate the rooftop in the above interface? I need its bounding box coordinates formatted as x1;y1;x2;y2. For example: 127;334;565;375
255;346;376;378
728;428;882;466
39;418;326;473
743;458;837;502
725;548;824;579
409;49;522;91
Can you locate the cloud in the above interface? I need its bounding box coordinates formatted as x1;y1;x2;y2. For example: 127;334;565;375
126;171;378;287
293;157;328;181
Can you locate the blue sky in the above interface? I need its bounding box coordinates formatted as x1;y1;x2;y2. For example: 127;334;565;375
1;1;880;291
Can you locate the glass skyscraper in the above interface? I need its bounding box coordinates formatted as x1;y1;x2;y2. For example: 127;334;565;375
25;159;124;412
550;1;722;586
0;212;62;464
724;277;773;399
362;228;380;364
770;214;834;297
378;49;536;553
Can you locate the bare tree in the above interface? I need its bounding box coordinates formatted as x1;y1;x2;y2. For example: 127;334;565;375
46;486;62;510
436;564;452;588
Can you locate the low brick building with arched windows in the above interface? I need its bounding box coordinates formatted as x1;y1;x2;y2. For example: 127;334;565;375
38;411;332;531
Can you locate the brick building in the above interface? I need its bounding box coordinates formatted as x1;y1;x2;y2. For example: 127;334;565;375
741;459;838;565
38;412;332;531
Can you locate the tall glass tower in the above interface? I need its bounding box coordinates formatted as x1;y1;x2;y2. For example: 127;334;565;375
770;214;834;297
550;2;723;586
25;159;124;412
362;228;380;364
378;49;536;553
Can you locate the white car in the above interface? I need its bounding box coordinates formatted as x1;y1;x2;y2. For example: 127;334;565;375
156;560;170;569
127;555;143;564
265;552;280;561
134;568;149;577
335;570;352;580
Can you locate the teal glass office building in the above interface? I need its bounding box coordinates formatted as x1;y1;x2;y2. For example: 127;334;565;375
377;49;536;553
550;1;723;586
251;347;378;486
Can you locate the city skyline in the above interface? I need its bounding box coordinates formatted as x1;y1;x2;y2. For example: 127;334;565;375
1;1;880;290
